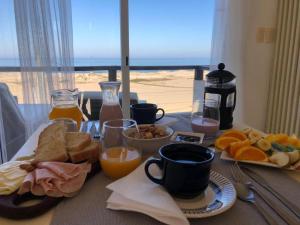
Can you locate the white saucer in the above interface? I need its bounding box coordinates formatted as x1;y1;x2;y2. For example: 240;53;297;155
175;171;236;218
155;116;178;126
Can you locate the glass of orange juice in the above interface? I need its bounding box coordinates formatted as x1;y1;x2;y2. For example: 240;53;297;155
48;89;83;130
100;119;142;179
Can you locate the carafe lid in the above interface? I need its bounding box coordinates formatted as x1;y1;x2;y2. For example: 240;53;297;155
206;63;235;84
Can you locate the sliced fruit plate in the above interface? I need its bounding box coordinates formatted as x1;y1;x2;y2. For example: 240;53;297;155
215;129;300;171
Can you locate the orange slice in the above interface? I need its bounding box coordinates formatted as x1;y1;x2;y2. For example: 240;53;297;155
228;139;251;157
265;134;288;144
215;137;240;151
220;129;247;141
295;139;300;148
234;146;268;162
281;136;300;147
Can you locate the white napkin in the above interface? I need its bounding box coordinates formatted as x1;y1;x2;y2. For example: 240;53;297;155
106;160;189;225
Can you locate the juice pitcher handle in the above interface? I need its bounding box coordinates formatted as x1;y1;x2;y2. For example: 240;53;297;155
50;93;54;108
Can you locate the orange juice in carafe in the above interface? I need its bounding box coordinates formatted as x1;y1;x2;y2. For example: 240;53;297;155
49;105;82;129
49;89;83;129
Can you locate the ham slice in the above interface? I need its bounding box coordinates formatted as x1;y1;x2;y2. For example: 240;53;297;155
18;162;91;197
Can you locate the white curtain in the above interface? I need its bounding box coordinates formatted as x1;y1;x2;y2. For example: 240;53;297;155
210;0;252;123
13;0;75;135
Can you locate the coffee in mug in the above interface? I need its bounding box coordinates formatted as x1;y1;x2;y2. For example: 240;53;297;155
145;143;214;198
131;103;165;124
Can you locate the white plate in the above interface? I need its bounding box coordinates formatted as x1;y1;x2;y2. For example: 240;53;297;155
155;116;178;126
175;170;236;218
220;151;299;171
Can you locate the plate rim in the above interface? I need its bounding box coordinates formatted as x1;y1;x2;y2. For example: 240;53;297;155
177;170;236;219
220;151;299;171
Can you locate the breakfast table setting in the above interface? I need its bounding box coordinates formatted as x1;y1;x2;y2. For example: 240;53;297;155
0;114;299;225
1;72;300;225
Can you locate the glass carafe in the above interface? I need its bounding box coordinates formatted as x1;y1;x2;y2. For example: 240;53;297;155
49;89;83;130
99;81;123;128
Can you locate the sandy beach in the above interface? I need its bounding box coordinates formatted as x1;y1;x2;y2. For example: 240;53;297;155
0;70;208;113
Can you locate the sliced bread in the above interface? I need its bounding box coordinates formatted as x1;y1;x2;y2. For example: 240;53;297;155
35;123;68;162
38;123;66;146
35;142;69;162
66;132;91;152
35;124;97;163
69;141;100;163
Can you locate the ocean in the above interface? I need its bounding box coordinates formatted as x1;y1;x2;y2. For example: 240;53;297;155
0;57;210;67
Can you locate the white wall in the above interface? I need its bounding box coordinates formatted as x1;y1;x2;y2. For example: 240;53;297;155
241;0;278;131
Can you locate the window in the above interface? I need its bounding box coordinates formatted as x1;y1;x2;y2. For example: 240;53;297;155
71;0;121;92
0;0;215;113
72;0;120;66
129;0;214;112
0;0;22;102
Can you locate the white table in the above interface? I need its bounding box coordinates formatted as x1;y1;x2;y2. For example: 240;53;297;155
1;123;300;225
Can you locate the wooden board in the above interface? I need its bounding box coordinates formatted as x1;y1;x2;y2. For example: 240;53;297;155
0;163;100;219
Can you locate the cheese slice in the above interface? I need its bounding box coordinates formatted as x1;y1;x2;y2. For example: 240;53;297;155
0;161;28;195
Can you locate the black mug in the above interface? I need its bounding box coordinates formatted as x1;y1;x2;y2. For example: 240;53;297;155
145;143;214;199
131;103;165;124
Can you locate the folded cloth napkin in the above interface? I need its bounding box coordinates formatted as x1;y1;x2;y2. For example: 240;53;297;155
18;162;91;197
106;160;189;225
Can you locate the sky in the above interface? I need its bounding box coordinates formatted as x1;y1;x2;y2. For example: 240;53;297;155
0;0;19;58
0;0;215;59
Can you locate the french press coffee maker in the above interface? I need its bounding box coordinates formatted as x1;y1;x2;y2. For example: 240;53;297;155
204;63;236;130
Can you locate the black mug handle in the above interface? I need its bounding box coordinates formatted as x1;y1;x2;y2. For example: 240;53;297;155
144;158;163;185
155;108;165;122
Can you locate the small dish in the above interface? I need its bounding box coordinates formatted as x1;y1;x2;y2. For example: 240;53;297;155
123;124;173;154
170;131;205;145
